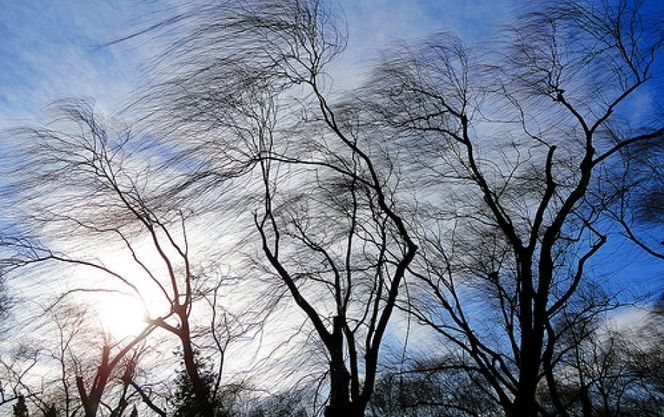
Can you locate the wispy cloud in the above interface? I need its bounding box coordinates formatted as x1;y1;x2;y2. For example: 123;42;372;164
0;0;162;126
0;0;516;127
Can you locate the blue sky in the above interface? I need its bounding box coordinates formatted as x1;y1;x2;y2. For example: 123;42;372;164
0;0;517;125
0;0;662;303
0;0;156;125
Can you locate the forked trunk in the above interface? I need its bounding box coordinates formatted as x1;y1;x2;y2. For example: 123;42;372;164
324;316;366;417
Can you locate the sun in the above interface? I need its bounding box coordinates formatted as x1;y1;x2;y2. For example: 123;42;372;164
96;294;150;340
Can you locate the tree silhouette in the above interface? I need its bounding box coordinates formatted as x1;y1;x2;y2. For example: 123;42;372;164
140;1;417;415
362;1;664;415
13;394;28;417
2;100;242;416
170;357;221;417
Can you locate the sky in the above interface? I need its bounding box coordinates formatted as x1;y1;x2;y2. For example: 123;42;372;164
2;0;661;290
0;0;141;124
0;0;517;127
0;0;519;389
0;0;663;359
0;0;515;299
0;2;663;413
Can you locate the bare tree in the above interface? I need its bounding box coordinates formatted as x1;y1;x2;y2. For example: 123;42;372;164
74;339;152;417
367;355;499;417
1;99;248;416
359;1;664;416
539;300;664;417
0;346;42;413
136;1;419;416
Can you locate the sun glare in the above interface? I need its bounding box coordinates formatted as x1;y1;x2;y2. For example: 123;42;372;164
96;295;149;340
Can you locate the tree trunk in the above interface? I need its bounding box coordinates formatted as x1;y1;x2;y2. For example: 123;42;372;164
324;402;365;417
178;309;215;417
512;257;537;416
324;316;366;417
580;384;593;417
513;322;547;417
77;345;112;417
